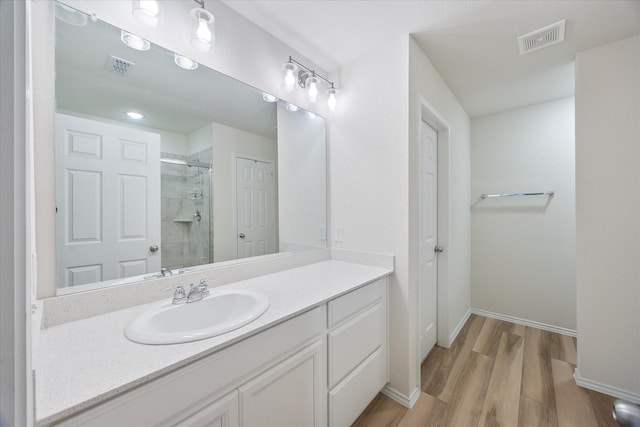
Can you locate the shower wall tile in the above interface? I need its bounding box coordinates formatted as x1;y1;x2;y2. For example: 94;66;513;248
161;198;183;221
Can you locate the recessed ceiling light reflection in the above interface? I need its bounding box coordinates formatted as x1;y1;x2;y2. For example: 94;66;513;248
125;111;144;120
174;53;198;70
121;30;151;51
262;93;278;103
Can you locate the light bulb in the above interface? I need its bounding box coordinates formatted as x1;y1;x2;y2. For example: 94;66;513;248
327;87;338;111
282;62;298;93
139;0;158;16
125;111;144;120
132;0;160;27
190;9;214;52
196;18;211;42
307;76;319;103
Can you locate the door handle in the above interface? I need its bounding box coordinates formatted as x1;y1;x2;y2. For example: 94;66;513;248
434;245;444;253
239;233;246;239
149;245;159;253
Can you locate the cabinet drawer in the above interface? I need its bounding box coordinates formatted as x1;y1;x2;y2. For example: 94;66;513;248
328;347;387;427
328;279;383;328
328;302;384;388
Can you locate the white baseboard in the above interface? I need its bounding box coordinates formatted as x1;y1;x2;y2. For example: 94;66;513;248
574;368;640;404
471;308;577;337
444;308;472;347
381;385;421;409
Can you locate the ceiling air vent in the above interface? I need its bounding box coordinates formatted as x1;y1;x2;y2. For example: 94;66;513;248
105;55;135;76
517;20;566;55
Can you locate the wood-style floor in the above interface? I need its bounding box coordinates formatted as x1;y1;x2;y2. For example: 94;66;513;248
352;314;618;427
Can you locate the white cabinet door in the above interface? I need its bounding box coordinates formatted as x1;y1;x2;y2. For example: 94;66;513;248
239;340;325;427
175;391;239;427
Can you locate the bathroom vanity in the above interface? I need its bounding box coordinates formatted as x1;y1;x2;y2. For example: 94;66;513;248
35;255;392;426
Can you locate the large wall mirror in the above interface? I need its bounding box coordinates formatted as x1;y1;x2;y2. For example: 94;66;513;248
51;5;326;295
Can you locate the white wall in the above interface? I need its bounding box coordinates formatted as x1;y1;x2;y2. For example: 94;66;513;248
575;35;640;401
328;35;471;404
409;38;471;352
329;35;412;400
211;123;277;262
277;103;326;252
471;97;576;331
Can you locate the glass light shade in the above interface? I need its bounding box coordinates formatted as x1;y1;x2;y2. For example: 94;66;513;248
121;30;151;51
282;62;298;93
286;103;299;112
190;8;215;52
132;0;161;28
327;87;338;111
307;76;319;103
174;53;198;70
306;111;317;119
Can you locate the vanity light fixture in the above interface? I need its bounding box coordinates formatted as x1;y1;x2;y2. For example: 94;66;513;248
306;111;317;119
125;111;144;120
262;93;279;103
132;0;162;28
121;30;151;51
282;56;338;110
285;103;299;112
190;0;215;52
174;53;199;70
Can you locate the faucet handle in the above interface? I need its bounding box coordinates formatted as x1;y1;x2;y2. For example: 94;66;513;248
172;285;187;304
197;278;213;296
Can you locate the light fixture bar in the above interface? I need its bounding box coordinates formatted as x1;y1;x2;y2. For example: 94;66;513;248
287;56;334;89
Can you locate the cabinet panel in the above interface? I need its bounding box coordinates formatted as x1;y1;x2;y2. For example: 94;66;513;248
239;340;325;427
328;302;384;388
329;347;386;427
175;391;239;427
328;280;383;328
54;307;324;426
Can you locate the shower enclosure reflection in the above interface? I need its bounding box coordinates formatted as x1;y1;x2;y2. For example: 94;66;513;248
159;155;213;271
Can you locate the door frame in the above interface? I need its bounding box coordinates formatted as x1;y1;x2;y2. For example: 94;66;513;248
232;153;277;258
416;98;451;382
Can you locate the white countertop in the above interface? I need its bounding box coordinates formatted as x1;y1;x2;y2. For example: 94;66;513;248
36;259;392;424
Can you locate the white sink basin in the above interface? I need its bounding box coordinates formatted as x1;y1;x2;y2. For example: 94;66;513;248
125;289;270;344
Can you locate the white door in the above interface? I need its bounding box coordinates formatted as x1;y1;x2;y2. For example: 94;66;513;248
55;113;161;287
419;120;438;361
236;157;276;259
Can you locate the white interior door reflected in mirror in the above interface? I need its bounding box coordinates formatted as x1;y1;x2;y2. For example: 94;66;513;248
236;157;276;259
55;113;161;288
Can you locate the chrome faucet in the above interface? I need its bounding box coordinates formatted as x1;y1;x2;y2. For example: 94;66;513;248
160;267;173;277
186;280;210;303
172;285;187;304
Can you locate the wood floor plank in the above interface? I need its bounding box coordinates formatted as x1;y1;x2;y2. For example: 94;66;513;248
351;392;407;427
518;396;558;427
478;333;524;427
472;317;503;357
356;315;618;427
551;358;599;427
397;392;447;427
584;388;618;427
441;351;494;427
423;314;486;402
522;327;556;406
559;334;577;366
